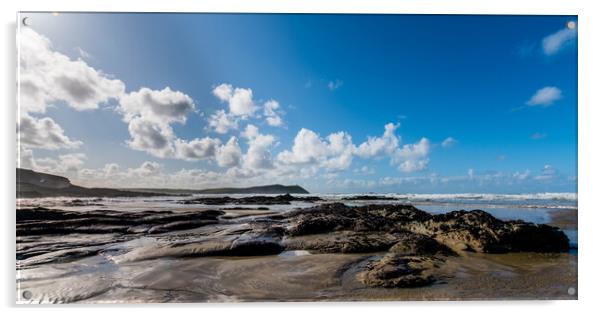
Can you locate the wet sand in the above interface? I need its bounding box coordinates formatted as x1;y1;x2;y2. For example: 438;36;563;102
548;209;578;230
16;198;578;303
17;250;577;303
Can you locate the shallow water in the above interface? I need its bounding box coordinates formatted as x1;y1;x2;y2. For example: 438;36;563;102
16;194;578;303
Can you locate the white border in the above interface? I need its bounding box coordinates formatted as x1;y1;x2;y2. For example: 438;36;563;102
2;0;601;315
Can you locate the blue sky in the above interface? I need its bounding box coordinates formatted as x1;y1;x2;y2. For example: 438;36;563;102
17;13;577;193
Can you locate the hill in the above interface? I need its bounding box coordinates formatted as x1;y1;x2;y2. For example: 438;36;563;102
16;168;310;198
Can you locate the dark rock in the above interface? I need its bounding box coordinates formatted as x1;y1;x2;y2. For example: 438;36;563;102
180;193;322;205
284;204;569;254
147;219;219;234
388;234;456;256
357;254;438;288
283;231;403;253
406;210;570;253
16;208;224;237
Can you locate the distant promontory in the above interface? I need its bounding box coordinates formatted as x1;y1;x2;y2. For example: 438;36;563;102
16;168;309;198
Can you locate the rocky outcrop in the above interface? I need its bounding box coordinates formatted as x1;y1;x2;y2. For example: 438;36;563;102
281;203;569;254
356;254;439;288
180;193;323;205
16;207;224;237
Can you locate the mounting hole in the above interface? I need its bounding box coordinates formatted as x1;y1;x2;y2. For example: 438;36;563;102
568;287;576;295
22;290;32;300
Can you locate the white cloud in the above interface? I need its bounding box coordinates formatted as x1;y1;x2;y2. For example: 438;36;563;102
17;114;82;150
392;138;430;172
215;137;242;168
32;153;87;175
129;161;162;177
209;84;285;133
526;86;562;107
241;124;276;170
277;128;354;170
542;26;577;56
355;123;400;158
277;123;430;174
18;28;123;153
263;99;283;126
355;123;430;173
19;28;125;114
119;87;199;159
208;109;239;134
212;83;257;117
441;137;458;148
174;137;220;161
120;87;195;124
212;83;233;102
126;117;175;158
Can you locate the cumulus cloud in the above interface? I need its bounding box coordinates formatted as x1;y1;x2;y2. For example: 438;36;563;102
18;28;124;152
212;83;257;117
174;137;220;161
277;123;430;174
19;28;124;114
277;128;354;170
526;86;562;107
392;138;430;172
209;84;286;133
355;123;430;172
119;87;202;159
208;109;238;134
126;117;175;158
30;153;87;175
17;114;82;150
355;123;400;158
241;124;276;170
263;100;283;127
441;137;458;148
215;137;242;168
120;87;195;124
542;26;577;56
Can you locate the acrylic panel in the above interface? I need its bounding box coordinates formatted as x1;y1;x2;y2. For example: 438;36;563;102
16;12;578;303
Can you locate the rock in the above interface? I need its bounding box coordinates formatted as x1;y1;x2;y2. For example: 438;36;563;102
357;254;438;288
283;231;403;253
388;233;456;256
406;210;570;253
16;208;225;236
147;219;219;234
341;195;398;201
180;193;322;205
284;204;569;254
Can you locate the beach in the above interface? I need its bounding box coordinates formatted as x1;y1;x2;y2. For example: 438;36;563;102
16;194;577;303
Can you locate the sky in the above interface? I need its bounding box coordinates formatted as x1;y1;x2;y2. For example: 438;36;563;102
17;13;578;193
